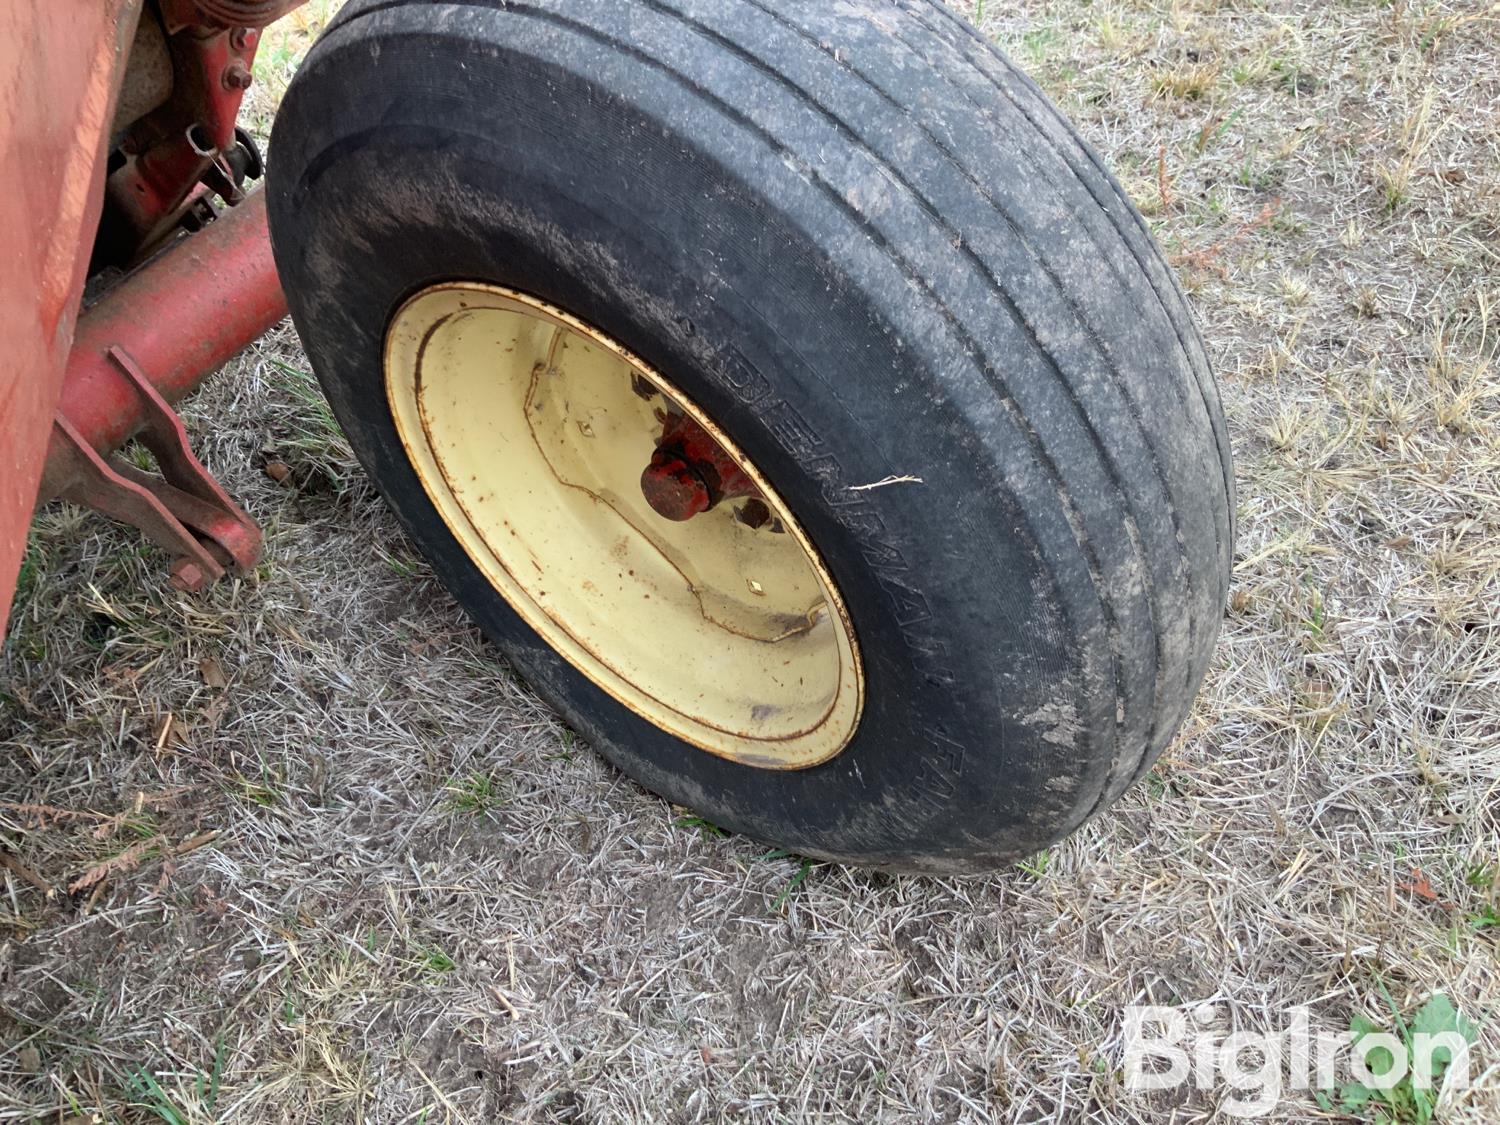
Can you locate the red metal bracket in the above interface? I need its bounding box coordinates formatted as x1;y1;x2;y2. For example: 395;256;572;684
50;346;262;591
98;19;266;266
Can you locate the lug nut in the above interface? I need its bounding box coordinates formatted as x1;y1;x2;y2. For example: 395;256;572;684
736;498;772;530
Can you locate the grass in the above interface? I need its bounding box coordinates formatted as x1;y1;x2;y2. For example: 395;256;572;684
768;858;816;913
1;0;1498;1120
672;814;728;839
443;772;502;815
126;1033;227;1125
416;946;457;978
1317;991;1478;1123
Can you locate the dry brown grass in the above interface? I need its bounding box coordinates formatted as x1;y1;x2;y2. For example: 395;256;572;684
3;1;1499;1121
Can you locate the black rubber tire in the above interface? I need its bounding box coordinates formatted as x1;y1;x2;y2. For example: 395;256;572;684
267;0;1233;873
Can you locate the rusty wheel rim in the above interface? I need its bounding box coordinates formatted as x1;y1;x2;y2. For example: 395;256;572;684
384;283;862;769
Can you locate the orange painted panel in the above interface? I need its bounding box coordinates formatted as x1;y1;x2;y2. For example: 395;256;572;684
0;2;140;631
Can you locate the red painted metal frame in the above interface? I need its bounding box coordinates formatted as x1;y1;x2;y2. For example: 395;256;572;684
49;346;262;592
34;193;285;592
0;1;146;631
98;21;265;262
2;3;299;641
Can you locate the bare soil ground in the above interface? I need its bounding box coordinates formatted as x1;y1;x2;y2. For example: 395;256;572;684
3;1;1498;1121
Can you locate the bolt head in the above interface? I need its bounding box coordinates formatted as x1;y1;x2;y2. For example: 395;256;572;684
170;560;207;592
223;61;254;91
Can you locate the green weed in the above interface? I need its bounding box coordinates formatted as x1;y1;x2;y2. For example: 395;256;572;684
1017;851;1052;879
673;815;727;839
125;1033;227;1124
1316;992;1475;1123
444;772;502;815
770;857;816;913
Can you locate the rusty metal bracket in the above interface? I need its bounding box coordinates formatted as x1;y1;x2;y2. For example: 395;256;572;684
50;345;262;591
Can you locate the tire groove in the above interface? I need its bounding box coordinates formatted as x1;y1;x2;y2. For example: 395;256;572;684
920;1;1223;407
915;0;1235;585
626;0;1141;807
878;10;1225;580
729;0;1194;802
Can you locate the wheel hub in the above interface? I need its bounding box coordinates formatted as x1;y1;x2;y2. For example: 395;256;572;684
640;449;713;522
639;409;760;522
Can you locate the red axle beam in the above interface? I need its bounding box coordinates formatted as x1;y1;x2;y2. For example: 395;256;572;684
29;193;286;591
36;191;287;505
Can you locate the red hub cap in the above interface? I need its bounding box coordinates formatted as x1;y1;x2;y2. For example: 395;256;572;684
639;409;759;521
640;450;714;522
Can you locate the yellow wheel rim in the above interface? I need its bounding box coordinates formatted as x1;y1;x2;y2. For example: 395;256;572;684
384;283;863;769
